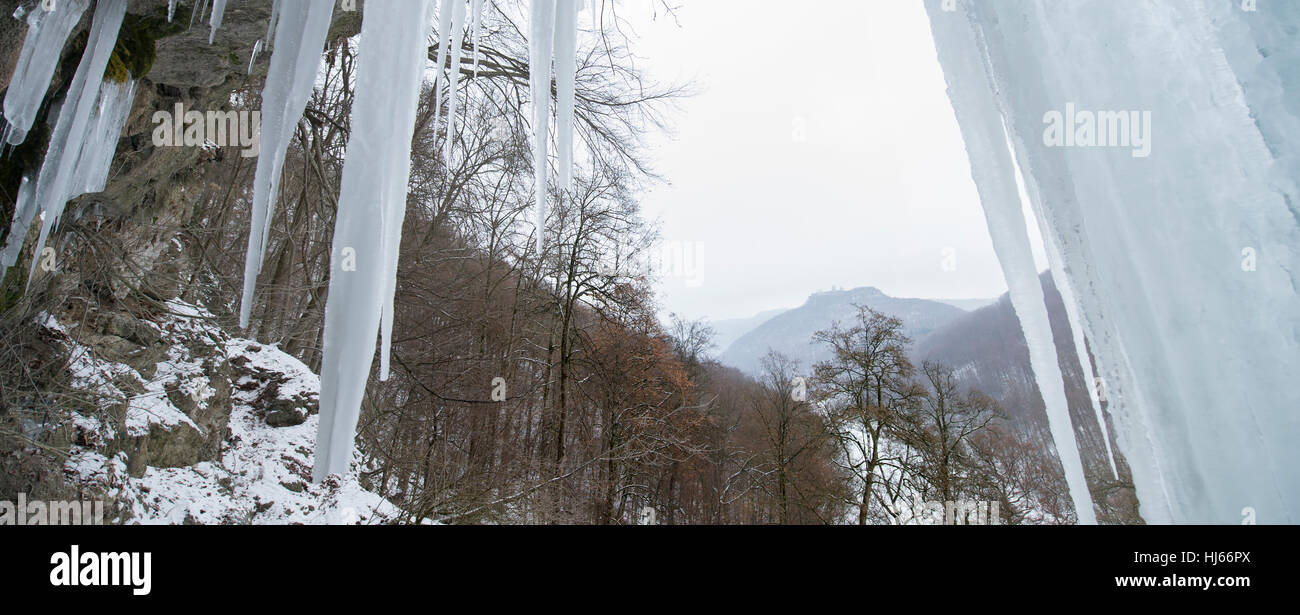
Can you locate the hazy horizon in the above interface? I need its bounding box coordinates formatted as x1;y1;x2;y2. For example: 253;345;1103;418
625;1;1048;322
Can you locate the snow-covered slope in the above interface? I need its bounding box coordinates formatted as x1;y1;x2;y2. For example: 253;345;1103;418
45;301;398;525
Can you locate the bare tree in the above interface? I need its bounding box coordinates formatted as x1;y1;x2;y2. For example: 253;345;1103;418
811;306;919;524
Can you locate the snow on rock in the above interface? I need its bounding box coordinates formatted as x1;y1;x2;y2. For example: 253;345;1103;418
46;301;397;525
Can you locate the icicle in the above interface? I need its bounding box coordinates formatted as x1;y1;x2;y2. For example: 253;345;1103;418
471;0;484;78
248;39;263;74
265;0;282;50
74;80;137;195
442;0;468;164
433;0;456;119
0;176;36;268
209;0;228;45
944;0;1300;523
923;0;1096;524
1045;246;1119;480
3;0;91;146
314;0;433;482
554;0;579;191
25;0;126;287
168;0;177;23
190;0;209;29
529;0;557;253
238;0;335;329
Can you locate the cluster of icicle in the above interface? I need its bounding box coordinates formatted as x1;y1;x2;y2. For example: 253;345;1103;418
2;0;131;273
924;0;1300;524
3;0;589;483
224;0;584;481
2;0;234;271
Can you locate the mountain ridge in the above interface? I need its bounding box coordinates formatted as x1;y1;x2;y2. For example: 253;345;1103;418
718;286;966;376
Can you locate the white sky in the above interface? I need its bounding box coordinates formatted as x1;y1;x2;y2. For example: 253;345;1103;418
622;1;1047;321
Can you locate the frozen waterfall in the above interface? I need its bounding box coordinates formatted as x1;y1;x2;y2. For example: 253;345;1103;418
925;0;1300;524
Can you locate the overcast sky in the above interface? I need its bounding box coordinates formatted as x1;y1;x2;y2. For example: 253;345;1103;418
621;1;1046;322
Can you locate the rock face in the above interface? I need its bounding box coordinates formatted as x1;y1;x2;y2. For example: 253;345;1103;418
45;299;234;477
2;0;362;300
228;339;320;428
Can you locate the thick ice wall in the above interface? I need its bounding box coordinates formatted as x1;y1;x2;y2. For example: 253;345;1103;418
930;0;1300;523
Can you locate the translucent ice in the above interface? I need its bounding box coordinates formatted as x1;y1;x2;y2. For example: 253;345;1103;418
442;0;468;164
555;0;578;191
75;80;137;195
925;0;1300;523
3;0;91;146
209;0;228;44
238;0;334;328
314;0;433;481
924;0;1097;524
529;0;556;251
26;0;126;286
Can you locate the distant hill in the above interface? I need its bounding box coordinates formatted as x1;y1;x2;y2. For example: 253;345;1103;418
932;297;998;312
707;308;788;357
719;287;966;377
915;274;1102;462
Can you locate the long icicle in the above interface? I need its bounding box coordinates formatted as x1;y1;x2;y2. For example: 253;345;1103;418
529;0;557;253
471;0;485;78
3;0;91;146
238;0;335;328
209;0;229;44
74;80;137;195
314;0;434;481
265;0;282;50
433;0;456;119
923;0;1097;523
442;0;469;165
0;176;36;268
555;0;579;191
